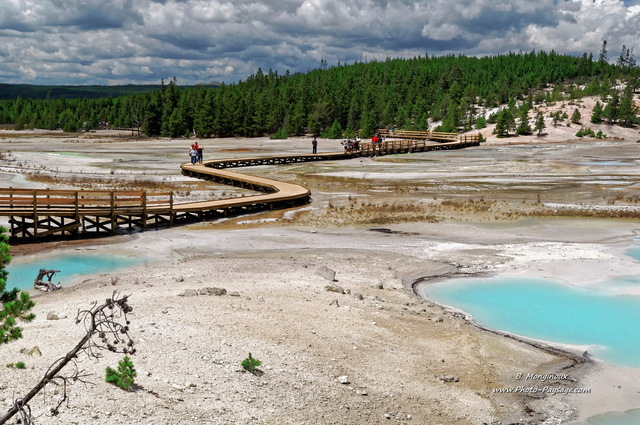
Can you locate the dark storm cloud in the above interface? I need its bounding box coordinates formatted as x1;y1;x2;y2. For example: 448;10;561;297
0;0;638;85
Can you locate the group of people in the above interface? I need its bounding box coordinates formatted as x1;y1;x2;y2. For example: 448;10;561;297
311;134;387;154
371;133;384;145
341;136;361;153
189;142;204;164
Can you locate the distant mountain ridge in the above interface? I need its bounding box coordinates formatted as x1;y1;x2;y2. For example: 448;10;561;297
0;82;221;100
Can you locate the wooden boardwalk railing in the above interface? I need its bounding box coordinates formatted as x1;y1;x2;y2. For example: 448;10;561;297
0;130;481;240
0;188;174;238
377;129;482;144
360;135;480;156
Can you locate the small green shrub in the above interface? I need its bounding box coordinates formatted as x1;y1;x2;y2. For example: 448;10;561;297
576;127;597;138
269;127;289;139
6;362;26;369
241;353;261;374
105;356;137;390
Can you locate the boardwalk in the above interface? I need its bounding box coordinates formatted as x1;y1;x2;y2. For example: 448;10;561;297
0;131;481;240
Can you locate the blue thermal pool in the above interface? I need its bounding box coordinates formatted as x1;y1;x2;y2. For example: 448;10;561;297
424;276;640;368
6;253;148;291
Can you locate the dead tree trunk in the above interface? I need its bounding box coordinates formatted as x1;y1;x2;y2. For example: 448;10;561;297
33;268;61;292
0;292;135;425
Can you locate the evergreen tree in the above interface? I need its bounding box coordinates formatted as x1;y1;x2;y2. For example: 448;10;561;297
599;40;608;65
193;89;215;137
308;99;332;135
618;84;637;126
438;101;460;133
59;108;78;132
602;90;621;124
168;107;188;138
359;110;378;138
591;101;604;124
534;111;546;135
617;45;636;69
1;227;35;345
320;119;343;139
160;78;180;136
494;109;515;137
570;108;581;124
516;107;532;135
142;94;162;136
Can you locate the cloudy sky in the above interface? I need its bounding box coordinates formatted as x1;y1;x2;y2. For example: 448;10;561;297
1;0;639;86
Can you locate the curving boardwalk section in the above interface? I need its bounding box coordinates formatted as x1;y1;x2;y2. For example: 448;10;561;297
178;161;311;212
0;132;481;240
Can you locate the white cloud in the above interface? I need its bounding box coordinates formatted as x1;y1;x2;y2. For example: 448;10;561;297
524;0;640;56
0;0;638;85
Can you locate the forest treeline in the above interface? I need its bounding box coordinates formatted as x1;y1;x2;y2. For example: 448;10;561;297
0;84;167;101
0;50;637;139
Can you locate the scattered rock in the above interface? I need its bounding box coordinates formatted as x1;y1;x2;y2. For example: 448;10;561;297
372;282;384;290
178;287;227;297
27;346;42;356
325;282;345;294
178;289;199;297
353;293;364;301
175;276;184;282
329;299;340;307
228;291;241;297
338;376;350;384
315;266;336;281
437;374;459;383
200;287;227;296
432;316;443;323
46;311;66;320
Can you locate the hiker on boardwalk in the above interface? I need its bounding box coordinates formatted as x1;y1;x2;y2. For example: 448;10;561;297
312;137;318;154
197;144;204;163
189;145;198;164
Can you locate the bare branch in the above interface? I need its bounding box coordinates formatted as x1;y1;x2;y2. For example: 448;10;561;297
0;292;135;425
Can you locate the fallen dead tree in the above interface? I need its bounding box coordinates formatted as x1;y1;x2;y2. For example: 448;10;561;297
33;269;61;292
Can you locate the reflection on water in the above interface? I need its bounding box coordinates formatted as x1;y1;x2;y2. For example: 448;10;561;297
7;253;147;291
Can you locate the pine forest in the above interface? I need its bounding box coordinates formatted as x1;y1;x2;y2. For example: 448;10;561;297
0;50;638;139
